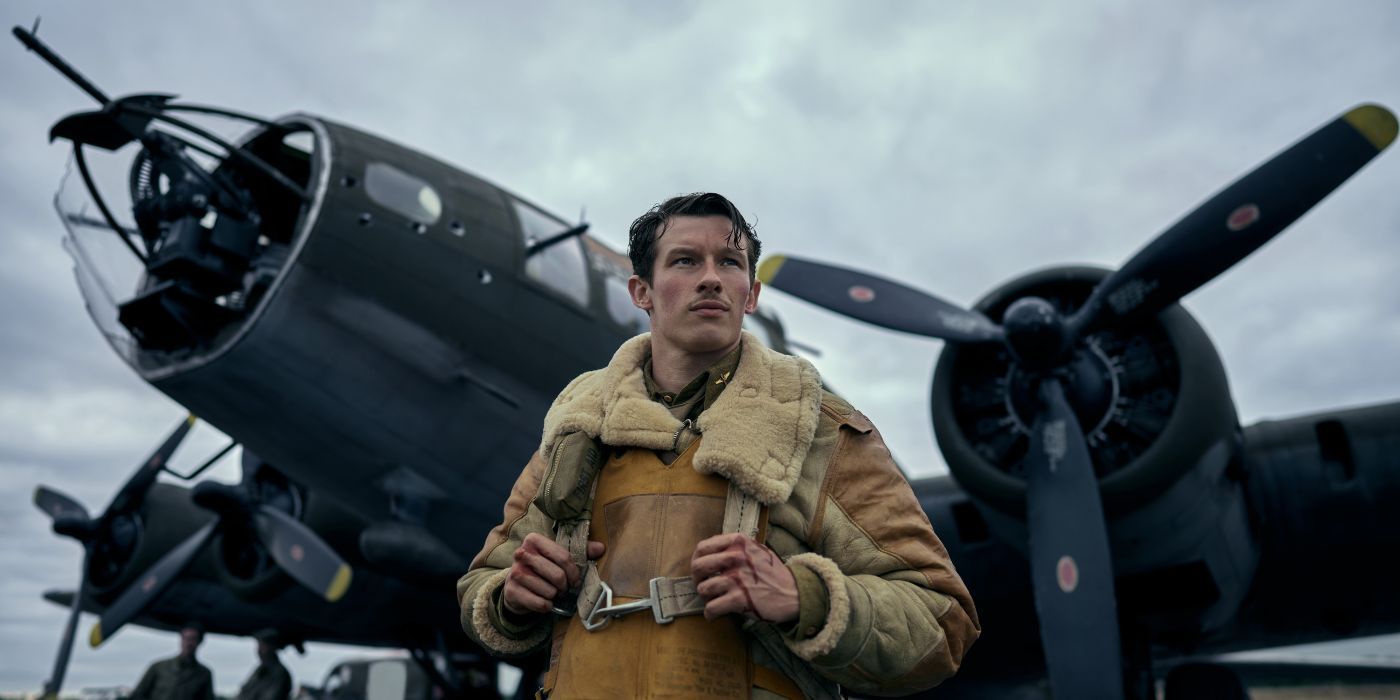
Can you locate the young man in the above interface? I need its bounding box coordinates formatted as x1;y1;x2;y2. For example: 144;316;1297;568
129;624;215;700
459;193;978;698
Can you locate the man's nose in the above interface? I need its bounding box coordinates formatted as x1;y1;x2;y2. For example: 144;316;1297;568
697;260;724;290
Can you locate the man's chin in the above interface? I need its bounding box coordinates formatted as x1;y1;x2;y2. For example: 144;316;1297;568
671;329;740;356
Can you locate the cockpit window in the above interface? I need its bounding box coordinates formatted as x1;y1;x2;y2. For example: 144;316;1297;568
365;162;442;225
514;200;589;307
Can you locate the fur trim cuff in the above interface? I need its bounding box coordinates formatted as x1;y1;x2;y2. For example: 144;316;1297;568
783;553;850;660
471;569;551;656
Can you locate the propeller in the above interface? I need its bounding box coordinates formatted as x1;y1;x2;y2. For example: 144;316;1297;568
757;255;1003;343
89;452;353;647
759;104;1396;698
32;415;195;700
1068;104;1399;337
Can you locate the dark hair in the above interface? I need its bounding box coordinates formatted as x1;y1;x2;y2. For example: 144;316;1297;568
627;193;761;282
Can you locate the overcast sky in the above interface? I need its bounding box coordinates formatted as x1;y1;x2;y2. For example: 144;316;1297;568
2;0;1398;695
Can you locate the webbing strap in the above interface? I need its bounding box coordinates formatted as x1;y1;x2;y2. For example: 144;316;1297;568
551;475;600;616
575;481;762;628
747;621;843;700
723;480;762;539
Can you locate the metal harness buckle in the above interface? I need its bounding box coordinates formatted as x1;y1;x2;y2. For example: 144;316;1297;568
581;577;675;631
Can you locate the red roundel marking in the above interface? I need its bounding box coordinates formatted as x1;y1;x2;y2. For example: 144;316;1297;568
848;286;876;303
1227;203;1260;232
290;544;305;562
1056;555;1079;593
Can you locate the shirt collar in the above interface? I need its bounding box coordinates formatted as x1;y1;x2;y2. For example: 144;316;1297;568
643;344;742;414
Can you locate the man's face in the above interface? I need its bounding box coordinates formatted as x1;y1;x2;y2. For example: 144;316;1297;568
257;640;274;662
179;628;202;657
628;215;760;360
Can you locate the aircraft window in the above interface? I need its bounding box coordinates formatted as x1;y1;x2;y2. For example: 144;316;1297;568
282;130;314;155
364;162;442;225
515;200;589;306
365;661;407;700
605;275;650;333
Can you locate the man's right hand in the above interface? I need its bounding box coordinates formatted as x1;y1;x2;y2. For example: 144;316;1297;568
502;532;606;615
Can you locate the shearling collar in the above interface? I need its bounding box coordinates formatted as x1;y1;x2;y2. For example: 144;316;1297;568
540;331;823;504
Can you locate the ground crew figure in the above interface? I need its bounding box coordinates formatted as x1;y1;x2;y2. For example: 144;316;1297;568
459;193;979;698
236;630;292;700
129;623;215;700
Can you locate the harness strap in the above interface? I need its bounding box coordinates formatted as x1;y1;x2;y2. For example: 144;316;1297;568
550;476;600;616
556;462;841;699
574;481;762;629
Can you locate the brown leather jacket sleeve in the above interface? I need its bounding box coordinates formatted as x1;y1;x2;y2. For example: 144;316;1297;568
793;412;981;694
456;452;556;657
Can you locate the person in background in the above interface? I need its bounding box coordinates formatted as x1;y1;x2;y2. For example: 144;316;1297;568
236;629;293;700
129;623;214;700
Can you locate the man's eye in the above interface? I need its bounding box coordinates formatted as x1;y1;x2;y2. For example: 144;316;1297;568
721;258;741;267
674;257;694;265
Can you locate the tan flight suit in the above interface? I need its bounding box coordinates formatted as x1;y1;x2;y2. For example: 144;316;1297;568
236;658;292;700
129;656;215;700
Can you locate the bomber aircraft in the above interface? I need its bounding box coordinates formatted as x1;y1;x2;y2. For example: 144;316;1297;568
15;23;1400;700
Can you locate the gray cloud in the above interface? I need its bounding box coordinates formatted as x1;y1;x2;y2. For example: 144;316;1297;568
4;0;1400;692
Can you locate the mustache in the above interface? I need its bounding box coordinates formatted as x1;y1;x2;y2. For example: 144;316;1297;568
689;295;731;311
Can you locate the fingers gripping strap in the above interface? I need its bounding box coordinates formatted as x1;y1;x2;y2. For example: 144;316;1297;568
555;519;592;569
573;485;762;628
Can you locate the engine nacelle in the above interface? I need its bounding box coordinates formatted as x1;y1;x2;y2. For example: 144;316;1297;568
209;462;364;602
85;482;213;601
932;266;1259;636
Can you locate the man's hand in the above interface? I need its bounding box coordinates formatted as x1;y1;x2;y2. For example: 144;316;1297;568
691;532;798;623
502;532;605;615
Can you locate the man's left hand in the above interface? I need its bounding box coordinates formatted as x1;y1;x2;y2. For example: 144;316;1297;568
691;532;798;623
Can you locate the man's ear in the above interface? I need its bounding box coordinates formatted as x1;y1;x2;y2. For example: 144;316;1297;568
744;280;761;314
628;275;653;312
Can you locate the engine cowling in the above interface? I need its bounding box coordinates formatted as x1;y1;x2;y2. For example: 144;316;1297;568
84;482;213;601
932;266;1259;636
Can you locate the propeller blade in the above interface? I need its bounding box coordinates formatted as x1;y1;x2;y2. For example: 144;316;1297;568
90;522;215;647
757;255;1003;343
254;506;353;602
34;486;90;522
102;415;196;521
42;562;88;699
1025;378;1124;699
1072;104;1397;335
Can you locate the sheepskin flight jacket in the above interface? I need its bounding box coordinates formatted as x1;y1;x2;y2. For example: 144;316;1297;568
457;332;980;696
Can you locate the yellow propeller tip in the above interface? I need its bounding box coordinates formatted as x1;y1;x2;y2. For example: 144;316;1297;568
185;414;198;426
756;255;787;285
89;622;104;648
325;565;353;602
1344;104;1398;151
